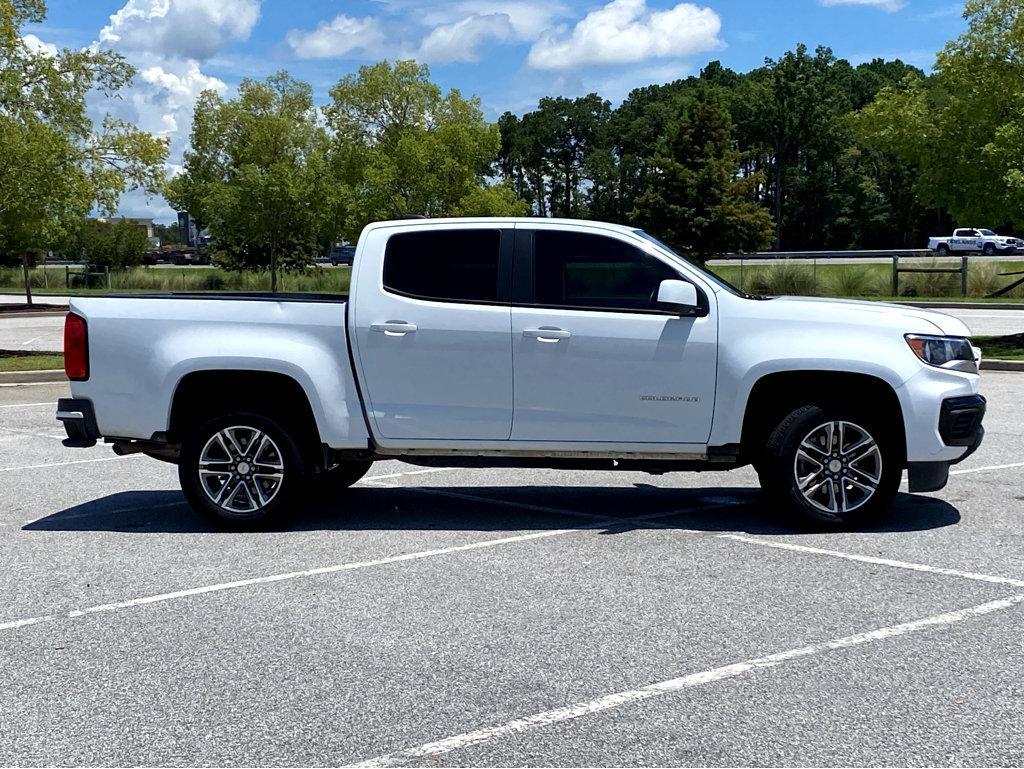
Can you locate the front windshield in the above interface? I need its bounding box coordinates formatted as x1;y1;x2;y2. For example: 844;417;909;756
980;229;995;236
633;229;744;296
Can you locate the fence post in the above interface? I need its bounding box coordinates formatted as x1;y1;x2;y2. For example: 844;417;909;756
65;265;69;288
891;255;899;297
105;266;111;289
961;255;969;297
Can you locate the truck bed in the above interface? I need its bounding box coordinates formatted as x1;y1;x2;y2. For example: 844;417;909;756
66;293;368;449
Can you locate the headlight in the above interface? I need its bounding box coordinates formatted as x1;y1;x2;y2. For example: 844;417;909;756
905;334;978;373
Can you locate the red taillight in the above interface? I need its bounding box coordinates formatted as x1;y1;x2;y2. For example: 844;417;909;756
64;313;89;381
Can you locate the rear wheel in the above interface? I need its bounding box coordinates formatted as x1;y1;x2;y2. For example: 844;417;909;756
179;412;304;527
936;243;950;255
759;405;901;528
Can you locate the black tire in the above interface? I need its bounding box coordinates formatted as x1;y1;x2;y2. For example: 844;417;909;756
936;244;950;256
317;460;373;489
179;412;305;527
759;405;901;529
983;243;996;256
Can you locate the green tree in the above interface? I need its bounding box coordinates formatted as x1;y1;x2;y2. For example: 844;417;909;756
326;60;521;233
56;218;148;269
0;0;167;301
167;73;343;289
854;0;1024;228
153;222;181;245
630;95;774;261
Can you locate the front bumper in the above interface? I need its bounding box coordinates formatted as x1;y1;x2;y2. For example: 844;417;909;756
56;398;100;448
907;394;986;492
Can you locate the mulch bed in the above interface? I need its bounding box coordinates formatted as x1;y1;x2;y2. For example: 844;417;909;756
0;350;62;359
0;303;68;314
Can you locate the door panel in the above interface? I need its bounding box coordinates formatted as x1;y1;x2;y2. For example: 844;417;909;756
511;307;716;443
510;227;717;444
352;227;513;441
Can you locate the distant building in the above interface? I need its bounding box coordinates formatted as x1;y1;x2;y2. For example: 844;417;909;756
91;216;160;249
93;216;155;239
177;210;197;247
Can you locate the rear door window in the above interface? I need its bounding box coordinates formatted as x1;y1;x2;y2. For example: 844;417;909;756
384;229;502;303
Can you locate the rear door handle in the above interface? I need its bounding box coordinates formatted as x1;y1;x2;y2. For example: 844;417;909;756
523;327;571;343
370;321;417;336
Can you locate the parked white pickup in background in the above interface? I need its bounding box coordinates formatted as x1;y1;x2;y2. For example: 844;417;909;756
928;228;1020;255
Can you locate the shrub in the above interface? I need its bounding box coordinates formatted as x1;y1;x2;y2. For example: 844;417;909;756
749;262;817;296
825;266;877;297
902;259;959;297
968;262;1002;297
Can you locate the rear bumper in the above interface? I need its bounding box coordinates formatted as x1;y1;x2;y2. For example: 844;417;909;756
907;394;986;493
56;398;100;448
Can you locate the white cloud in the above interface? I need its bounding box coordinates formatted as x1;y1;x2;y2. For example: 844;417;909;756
85;1;245;221
99;0;262;61
284;13;387;60
419;13;516;63
420;1;566;39
417;2;568;63
21;33;58;57
527;0;722;70
819;0;906;12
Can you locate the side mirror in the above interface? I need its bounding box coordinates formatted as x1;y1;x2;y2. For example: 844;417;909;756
656;279;701;315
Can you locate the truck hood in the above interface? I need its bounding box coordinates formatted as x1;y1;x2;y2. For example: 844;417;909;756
764;296;972;336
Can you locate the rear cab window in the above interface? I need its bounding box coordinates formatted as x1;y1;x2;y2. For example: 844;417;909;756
383;229;504;303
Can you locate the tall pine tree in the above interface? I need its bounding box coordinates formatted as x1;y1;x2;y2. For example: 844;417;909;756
631;94;773;261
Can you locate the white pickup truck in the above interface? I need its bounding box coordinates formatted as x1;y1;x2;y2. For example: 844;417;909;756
929;228;1020;255
56;217;986;528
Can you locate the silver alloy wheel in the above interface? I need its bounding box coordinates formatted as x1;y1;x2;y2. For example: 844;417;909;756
198;425;284;513
793;420;882;516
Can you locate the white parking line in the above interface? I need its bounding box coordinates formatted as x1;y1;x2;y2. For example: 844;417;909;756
0;527;587;633
950;461;1024;475
0;454;139;473
404;486;1024;591
350;593;1024;768
0;402;55;409
718;534;1024;589
0;492;739;634
0;424;67;441
363;467;453;482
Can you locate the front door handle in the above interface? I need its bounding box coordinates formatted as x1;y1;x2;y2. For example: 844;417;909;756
371;321;417;337
523;327;571;343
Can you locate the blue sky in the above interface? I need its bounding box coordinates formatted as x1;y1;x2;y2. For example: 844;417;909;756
26;0;969;221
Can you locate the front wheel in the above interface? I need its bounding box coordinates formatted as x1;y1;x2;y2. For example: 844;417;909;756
983;243;996;256
759;406;901;528
179;413;305;527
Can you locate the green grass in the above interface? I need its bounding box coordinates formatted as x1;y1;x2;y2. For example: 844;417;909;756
974;334;1024;361
712;259;1024;300
0;352;64;372
0;265;351;295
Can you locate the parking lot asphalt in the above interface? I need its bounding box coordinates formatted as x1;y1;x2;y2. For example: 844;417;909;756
1;378;1022;767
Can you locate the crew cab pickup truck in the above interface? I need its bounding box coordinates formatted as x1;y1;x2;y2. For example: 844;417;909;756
929;228;1020;255
56;217;986;528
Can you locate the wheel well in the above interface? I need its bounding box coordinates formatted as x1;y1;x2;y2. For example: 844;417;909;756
168;370;323;466
740;371;905;463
